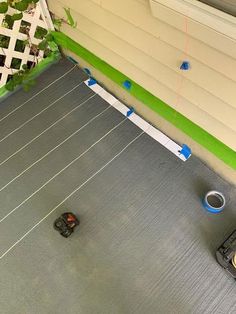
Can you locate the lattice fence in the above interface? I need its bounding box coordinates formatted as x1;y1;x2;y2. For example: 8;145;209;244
0;0;54;87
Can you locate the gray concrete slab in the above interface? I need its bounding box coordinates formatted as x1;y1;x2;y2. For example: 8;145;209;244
0;94;109;186
0;84;94;162
0;67;86;141
0;108;128;219
0;58;75;116
0;59;235;314
0;118;141;255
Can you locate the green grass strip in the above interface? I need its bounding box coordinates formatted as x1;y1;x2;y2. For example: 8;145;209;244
0;51;60;99
0;85;8;98
52;31;236;169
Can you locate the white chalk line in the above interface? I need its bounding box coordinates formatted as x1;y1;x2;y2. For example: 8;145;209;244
0;82;84;144
0;131;143;260
0;117;127;224
0;105;111;194
0;65;76;123
0;93;96;167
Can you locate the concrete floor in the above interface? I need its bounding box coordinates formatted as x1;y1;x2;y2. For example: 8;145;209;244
0;59;235;314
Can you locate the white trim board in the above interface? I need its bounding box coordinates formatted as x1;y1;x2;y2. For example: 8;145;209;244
84;79;189;162
149;0;236;41
39;0;55;30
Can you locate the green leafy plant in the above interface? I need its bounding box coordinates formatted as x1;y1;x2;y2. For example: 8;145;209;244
38;33;57;52
14;0;29;12
50;8;77;30
15;39;27;52
5;64;35;91
19;20;30;34
0;0;58;92
2;13;23;29
11;12;23;20
0;2;8;13
0;0;40;13
11;57;21;69
64;7;77;28
34;26;48;39
53;17;62;31
0;34;10;48
38;39;47;50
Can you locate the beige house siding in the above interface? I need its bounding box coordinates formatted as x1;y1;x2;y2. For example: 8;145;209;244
47;0;236;151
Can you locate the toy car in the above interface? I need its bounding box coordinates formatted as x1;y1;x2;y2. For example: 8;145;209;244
53;212;80;238
216;229;236;279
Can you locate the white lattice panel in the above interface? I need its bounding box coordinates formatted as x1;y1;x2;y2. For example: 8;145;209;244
0;0;54;87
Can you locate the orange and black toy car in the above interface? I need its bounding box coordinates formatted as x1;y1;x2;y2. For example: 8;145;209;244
54;212;80;238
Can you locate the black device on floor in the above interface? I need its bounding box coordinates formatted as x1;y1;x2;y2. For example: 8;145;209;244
53;212;80;238
216;229;236;279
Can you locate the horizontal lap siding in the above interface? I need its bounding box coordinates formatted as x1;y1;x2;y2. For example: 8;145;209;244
100;0;236;79
48;0;236;151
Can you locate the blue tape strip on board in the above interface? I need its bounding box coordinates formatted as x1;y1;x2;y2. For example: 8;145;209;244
179;144;191;159
180;61;190;70
126;107;134;117
67;56;78;64
123;80;132;90
88;78;97;86
84;78;191;161
84;68;91;76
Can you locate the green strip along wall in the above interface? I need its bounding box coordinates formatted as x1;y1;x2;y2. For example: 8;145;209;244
57;32;236;169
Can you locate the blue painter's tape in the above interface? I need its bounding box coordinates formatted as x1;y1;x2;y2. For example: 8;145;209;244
202;199;224;214
180;61;190;70
202;191;226;214
88;78;97;86
67;56;78;64
84;68;91;76
179;144;191;159
123;80;132;90
126;107;134;117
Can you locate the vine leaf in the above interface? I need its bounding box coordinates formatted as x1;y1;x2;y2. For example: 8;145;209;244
0;2;8;13
64;7;77;28
14;0;29;12
38;39;48;50
22;64;28;70
53;18;62;30
11;12;23;21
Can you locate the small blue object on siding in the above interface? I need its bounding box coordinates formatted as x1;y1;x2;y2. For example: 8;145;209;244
180;61;190;70
84;68;91;76
123;80;132;90
88;78;97;86
126;107;134;117
179;144;191;159
67;56;78;64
